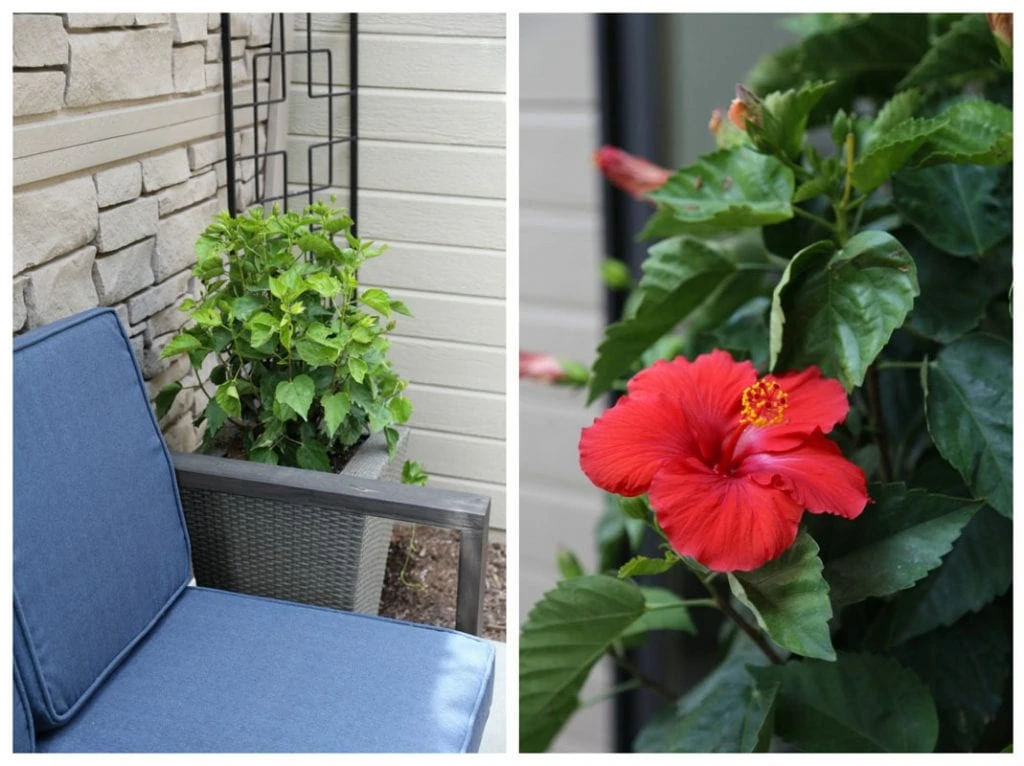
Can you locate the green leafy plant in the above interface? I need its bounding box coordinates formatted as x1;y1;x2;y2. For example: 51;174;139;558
521;12;1012;753
159;201;414;472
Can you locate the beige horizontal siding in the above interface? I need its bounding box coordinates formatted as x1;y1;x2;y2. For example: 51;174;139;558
359;241;504;299
389;336;504;394
297;13;505;38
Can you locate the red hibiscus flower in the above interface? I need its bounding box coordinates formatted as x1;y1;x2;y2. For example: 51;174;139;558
579;351;868;572
593;146;672;200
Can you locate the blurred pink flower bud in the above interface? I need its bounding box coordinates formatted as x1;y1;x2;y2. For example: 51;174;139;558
519;352;589;387
728;85;762;131
728;99;749;131
593;145;671;199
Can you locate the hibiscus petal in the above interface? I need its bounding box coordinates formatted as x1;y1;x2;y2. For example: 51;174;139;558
628;351;757;454
736;366;850;455
648;458;805;572
741;431;869;519
579;392;698;496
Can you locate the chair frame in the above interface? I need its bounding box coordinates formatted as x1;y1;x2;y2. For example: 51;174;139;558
172;451;491;635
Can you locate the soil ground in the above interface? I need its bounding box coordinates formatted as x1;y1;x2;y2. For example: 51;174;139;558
378;524;506;642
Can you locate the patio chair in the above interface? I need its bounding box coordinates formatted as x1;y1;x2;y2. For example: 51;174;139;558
13;307;495;752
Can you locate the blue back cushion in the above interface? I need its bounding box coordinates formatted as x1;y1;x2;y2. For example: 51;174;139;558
13;308;191;731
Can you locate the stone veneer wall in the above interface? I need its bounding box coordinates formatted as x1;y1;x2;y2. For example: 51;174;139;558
12;13;273;451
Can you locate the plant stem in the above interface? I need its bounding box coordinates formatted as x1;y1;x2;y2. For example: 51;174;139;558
793;206;836;233
875;360;926;371
865;365;893;483
610;649;677;702
701;577;783;665
646;598;718;611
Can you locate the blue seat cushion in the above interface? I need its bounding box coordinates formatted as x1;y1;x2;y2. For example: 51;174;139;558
14;665;35;753
14;308;191;730
37;588;495;753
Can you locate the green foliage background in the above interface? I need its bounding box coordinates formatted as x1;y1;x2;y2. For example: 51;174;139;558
521;13;1012;753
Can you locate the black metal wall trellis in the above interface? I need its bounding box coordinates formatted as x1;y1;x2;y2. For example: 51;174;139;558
221;13;358;225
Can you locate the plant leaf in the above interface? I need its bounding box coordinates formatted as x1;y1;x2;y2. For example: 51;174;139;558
642;147;794;238
275;375;316;421
851;116;946;194
750;652;939;752
320;391;351;439
752;80;834;159
892;164;1012;257
874;506;1012;646
899;14;1000;89
347;356;368;384
910;99;1013;167
822;483;980;607
154;382;182;420
924;334;1012;517
894;604;1010;752
359;288;393;317
728;530;835;661
296;440;332;472
305;272;343;298
214;383;241;420
618;554;677;579
771;230;918;390
620;586;696;640
904;230;990;343
387;396;412;424
636;678;778;753
160;332;204;359
519;575;647;752
588;236;768;402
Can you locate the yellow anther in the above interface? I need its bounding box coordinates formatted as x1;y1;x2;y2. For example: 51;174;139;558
740;379;788;427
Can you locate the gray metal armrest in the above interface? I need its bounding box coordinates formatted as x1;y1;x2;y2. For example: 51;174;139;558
171;451;490;635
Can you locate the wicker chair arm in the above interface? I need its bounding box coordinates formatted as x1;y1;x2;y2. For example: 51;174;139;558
171;451;490;635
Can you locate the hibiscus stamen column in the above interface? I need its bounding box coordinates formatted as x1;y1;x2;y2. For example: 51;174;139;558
717;379;789;473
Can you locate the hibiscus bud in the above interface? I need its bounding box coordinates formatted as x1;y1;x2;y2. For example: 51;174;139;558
987;13;1013;69
728;85;762;131
519;352;589;387
593;145;671;199
988;13;1012;46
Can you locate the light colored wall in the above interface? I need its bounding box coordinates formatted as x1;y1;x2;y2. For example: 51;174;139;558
12;12;274;452
286;13;507;532
520;13;612;753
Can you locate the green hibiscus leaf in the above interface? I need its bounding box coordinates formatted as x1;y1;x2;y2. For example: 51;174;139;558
297;233;342;261
749;80;834;159
618;553;678;579
294;333;341;367
275;375;316;421
899;14;1000;89
641;147;795;239
866;89;922;138
320;391;352;439
359;288;393;317
770;231;918;390
822;483;980;607
750;652;939;752
153;382;182;420
910;99;1013;167
389;298;413;317
214;383;241;420
620;586;696;642
520;575;647;752
727;530;835;661
247;312;279;348
160;332;204;359
892;164;1011;257
923;334;1012;517
904;230;991;343
894;605;1010;752
851;116;946;194
228;295;265;322
387;396;412;424
347;356;368;384
874;506;1012;646
203;397;227;437
248;447;279;465
635;632;774;752
296;440;332;472
305;272;343;298
589;236;773;402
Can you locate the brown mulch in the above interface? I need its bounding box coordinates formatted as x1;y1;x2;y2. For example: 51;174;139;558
378;524;506;642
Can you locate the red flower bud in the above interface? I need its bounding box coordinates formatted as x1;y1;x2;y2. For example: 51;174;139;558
520;352;588;387
727;99;749;131
987;13;1012;46
593;146;671;199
